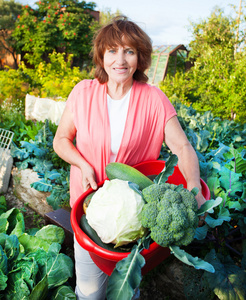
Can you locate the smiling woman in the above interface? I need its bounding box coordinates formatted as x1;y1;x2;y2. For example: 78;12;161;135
93;16;152;85
103;45;138;99
53;15;206;299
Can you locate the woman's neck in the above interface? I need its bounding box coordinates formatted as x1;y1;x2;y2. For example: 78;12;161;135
107;80;133;100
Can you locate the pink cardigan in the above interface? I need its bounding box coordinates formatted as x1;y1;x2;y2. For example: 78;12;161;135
66;79;177;207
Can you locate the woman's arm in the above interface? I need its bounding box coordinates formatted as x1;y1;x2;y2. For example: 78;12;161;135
164;116;206;208
53;106;97;191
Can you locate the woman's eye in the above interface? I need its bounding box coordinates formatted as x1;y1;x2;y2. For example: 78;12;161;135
108;49;116;54
126;49;135;55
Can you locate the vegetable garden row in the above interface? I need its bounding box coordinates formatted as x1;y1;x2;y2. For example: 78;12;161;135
0;101;246;299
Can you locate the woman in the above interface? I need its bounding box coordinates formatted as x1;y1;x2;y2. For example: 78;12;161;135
53;16;206;300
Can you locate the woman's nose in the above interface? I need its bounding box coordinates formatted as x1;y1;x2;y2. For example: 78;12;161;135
116;51;126;64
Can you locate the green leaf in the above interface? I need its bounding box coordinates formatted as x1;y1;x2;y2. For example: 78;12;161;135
204;249;246;299
128;182;142;197
46;186;70;210
45;252;74;289
196;129;211;153
197;197;222;216
4;268;31;299
154;154;178;184
169;245;215;273
18;233;51;253
0;218;8;234
9;211;25;238
207;176;222;199
0;208;25;237
20;141;48;157
0;246;8;291
11;142;29;160
194;224;209;240
10;256;39;291
224;147;246;175
32;159;54;173
106;244;145;300
242;182;246;202
29;274;49;300
0;196;7;215
35;225;65;245
51;285;76;299
31;179;53;192
219;166;243;198
0;233;20;266
205;207;231;228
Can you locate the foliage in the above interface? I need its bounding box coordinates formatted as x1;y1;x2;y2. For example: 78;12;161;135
10;120;70;209
159;72;191;105
2;96;246;299
19;51;93;99
12;0;99;67
0;109;54;147
0;0;22;69
0;196;75;299
0;66;29;111
0;51;92;111
159;7;246;123
182;144;246;299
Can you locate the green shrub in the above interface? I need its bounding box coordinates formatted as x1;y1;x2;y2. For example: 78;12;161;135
0;67;30;113
20;51;93;99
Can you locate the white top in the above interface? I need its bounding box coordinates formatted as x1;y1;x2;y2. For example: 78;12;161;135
107;88;131;162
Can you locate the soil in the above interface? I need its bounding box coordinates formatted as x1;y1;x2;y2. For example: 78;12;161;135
3;180;186;300
5;184;46;230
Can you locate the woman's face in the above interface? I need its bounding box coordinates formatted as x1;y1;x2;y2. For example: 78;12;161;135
103;44;138;86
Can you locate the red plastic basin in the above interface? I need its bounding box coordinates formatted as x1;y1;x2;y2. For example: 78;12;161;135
70;160;210;276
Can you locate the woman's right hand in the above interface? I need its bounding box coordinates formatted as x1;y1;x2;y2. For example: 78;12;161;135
80;161;98;192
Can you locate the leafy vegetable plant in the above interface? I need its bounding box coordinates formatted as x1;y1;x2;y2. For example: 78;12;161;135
11;120;70;209
0;196;75;299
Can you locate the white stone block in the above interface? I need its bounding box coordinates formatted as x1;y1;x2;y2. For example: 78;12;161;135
0;149;13;194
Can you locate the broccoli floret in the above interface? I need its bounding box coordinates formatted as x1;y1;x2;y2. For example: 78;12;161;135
175;227;196;247
186;208;199;228
141;202;158;228
142;184;167;203
156;208;172;229
141;183;199;247
179;189;198;212
163;189;182;204
151;225;174;247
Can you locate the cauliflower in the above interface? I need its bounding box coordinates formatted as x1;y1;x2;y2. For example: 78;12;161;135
141;183;199;247
86;179;146;247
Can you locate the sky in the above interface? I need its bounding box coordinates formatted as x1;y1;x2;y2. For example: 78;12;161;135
17;0;240;47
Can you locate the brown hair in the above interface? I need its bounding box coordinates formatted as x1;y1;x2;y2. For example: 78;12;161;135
92;16;152;83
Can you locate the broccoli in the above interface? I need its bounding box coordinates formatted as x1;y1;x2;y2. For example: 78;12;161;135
142;184;167;203
141;182;199;247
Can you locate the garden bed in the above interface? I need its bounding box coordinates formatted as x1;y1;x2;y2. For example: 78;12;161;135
4;173;188;300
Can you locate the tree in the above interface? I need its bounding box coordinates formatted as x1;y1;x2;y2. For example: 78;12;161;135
13;0;99;67
0;0;22;69
161;7;246;123
186;7;246;122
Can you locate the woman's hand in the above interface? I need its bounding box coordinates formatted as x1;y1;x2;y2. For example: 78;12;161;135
195;190;208;226
80;161;98;192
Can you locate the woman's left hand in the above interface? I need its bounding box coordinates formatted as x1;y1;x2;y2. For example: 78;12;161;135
195;190;207;226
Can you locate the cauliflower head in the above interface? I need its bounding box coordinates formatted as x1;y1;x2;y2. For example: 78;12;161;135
141;183;199;247
86;179;146;247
